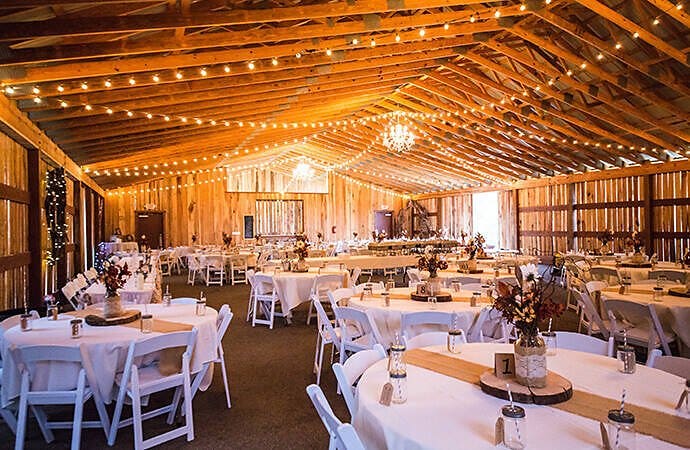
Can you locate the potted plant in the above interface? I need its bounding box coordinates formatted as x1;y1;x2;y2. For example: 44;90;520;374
492;267;565;388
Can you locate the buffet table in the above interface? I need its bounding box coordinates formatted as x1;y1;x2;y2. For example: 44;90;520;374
348;288;486;347
1;303;218;407
355;343;687;450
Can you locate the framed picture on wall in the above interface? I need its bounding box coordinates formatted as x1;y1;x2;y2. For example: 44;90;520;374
244;215;254;239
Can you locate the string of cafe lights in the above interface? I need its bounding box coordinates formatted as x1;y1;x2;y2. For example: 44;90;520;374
3;0;679;100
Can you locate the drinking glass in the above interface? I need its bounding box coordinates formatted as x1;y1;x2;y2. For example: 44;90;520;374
500;405;527;450
389;371;407;404
652;287;663;302
196;299;206;316
607;410;636;450
70;319;82;338
386;280;396;291
656;275;667;289
427;295;437;310
541;331;557;356
451;281;462;293
447;330;464;354
20;314;33;332
141;314;153;333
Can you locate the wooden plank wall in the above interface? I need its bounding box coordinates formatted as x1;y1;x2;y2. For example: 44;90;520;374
105;171;404;244
652;171;690;261
517;184;569;255
572;176;644;252
0;132;29;311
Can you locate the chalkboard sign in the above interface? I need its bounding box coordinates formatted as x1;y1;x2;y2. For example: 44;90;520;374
244;215;254;239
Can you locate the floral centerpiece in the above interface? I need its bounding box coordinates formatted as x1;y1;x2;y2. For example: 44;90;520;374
625;230;645;263
191;233;198;245
293;233;310;270
372;230;387;242
352;232;358;240
459;230;468;245
222;232;232;248
492;268;565;388
417;249;449;279
101;261;131;318
466;233;486;259
680;249;690;270
598;229;614;255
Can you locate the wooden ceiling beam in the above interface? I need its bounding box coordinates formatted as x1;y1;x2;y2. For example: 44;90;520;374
0;0;496;40
0;34;468;84
457;52;687;150
533;8;690;98
386;91;595;171
573;0;689;67
441;60;677;153
642;0;690;28
482;40;690;141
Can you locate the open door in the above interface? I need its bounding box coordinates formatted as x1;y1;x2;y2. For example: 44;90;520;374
135;211;165;249
374;210;394;236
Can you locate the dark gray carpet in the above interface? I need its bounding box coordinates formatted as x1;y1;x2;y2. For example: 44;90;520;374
1;270;580;449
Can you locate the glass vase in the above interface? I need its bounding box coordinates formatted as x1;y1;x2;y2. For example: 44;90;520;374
514;334;547;388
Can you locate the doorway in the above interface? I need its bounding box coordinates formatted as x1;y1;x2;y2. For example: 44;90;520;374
135;211;165;249
374;210;394;236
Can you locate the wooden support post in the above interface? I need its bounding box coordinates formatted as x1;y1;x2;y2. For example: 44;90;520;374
513;189;520;252
643;175;654;257
27;148;42;308
566;183;575;251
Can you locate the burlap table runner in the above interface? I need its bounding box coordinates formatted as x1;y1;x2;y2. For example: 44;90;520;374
70;309;193;375
603;286;664;296
369;293;489;303
405;348;690;448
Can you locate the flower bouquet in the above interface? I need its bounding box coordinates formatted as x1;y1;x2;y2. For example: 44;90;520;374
598;229;614;255
492;271;565;388
191;233;198;244
466;233;487;261
417;250;448;279
293;234;310;270
624;230;645;263
222;232;232;248
101;262;131;318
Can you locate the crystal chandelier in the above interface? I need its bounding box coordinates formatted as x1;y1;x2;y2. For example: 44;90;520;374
382;114;415;152
292;162;314;180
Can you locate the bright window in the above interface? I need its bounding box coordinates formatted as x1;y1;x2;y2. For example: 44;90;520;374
472;191;499;250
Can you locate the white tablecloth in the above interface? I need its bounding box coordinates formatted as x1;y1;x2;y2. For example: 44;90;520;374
595;261;688;282
601;281;690;352
431;269;515;287
85;280;156;304
355;343;686;450
1;303;218;407
101;242;139;254
348;288;485;347
306;255;419;270
260;268;350;312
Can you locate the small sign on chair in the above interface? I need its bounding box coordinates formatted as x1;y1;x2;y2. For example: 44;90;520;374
494;353;515;379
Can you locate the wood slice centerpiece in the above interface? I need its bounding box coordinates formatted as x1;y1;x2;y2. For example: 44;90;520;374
619;262;652;268
667;287;690;298
410;292;453;302
84;309;142;326
480;370;573;405
457;269;484;274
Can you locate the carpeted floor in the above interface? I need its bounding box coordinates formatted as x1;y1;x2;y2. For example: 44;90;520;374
1;269;581;449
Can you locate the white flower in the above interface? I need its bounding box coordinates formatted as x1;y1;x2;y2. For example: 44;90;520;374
521;263;540;281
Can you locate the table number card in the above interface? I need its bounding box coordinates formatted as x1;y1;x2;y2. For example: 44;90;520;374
494;353;516;379
379;382;393;406
494;417;505;446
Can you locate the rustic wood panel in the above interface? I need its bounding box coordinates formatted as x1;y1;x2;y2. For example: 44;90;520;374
517;185;569;255
105;172;403;245
652;171;690;261
0;132;29;311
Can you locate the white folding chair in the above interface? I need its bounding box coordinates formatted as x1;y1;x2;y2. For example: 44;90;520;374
186;255;203;286
406;268;422;286
404;331;465;350
61;282;79;310
334;306;383;366
336;424;366;450
649;270;687;284
246;269;257;321
11;344;111;450
467;307;513;343
332;344;386;419
313;299;342;386
252;273;283;329
590;266;622;285
205;255;225;286
229;255;248;285
571;288;611;338
84;268;98;284
215;305;233;408
326;288;355;310
158;252;172;277
349;267;361;286
108;330;197;449
306;384;343;450
648;349;690;376
554;331;614;357
307;274;345;325
400;311;467;340
604;299;676;357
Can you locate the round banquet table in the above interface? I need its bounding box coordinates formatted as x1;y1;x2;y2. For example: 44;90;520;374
594;261;689;282
354;343;687;450
1;303;218;408
348;288;487;347
306;254;419;270
259;268;350;313
431;268;516;287
84;278;158;304
600;280;690;354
